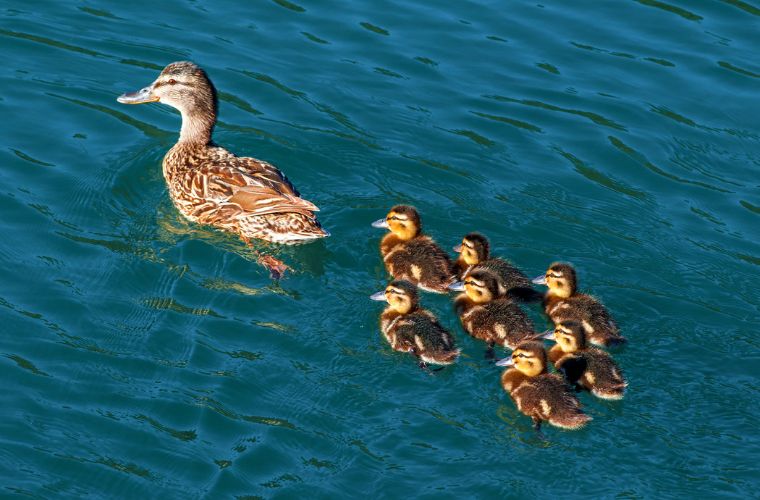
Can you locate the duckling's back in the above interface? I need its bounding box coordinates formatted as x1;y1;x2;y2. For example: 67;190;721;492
383;237;455;292
392;312;459;364
546;294;625;346
512;374;592;430
476;258;540;302
556;349;626;400
462;299;535;348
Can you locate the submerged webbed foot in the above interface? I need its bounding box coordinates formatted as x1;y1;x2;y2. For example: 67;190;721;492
243;237;290;279
258;254;290;280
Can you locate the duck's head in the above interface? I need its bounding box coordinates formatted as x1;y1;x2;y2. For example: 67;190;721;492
371;205;421;241
495;341;548;376
370;280;419;314
543;321;586;353
532;262;577;298
454;232;490;266
117;61;218;142
449;268;499;303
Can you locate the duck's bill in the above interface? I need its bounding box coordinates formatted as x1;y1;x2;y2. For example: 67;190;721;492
369;291;387;301
536;329;555;341
531;275;547;285
495;357;514;367
117;86;158;104
453;244;462;253
448;281;465;292
371;219;389;229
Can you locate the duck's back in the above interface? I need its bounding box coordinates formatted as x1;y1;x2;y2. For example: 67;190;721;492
464;299;535;348
557;349;626;399
512;374;591;429
390;311;459;363
383;236;455;292
477;258;540;301
163;144;326;243
546;294;624;346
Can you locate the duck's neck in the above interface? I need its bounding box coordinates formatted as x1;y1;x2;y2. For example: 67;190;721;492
178;109;216;145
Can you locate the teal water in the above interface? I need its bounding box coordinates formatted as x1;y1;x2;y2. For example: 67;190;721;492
1;0;758;497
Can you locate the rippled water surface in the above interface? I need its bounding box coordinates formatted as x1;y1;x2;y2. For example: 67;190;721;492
1;0;758;497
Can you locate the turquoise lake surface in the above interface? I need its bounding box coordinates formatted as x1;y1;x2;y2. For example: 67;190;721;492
1;1;758;497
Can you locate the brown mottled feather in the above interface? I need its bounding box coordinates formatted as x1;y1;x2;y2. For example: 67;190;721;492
164;143;327;243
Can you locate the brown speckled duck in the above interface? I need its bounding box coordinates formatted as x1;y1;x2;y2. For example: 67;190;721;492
496;341;591;431
370;280;460;369
117;61;328;276
454;232;540;302
450;269;536;357
533;262;626;347
544;321;627;400
371;205;456;293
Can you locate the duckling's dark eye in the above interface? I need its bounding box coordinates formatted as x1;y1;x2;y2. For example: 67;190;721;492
168;78;177;85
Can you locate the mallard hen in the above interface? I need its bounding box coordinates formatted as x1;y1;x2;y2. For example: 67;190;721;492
117;61;328;276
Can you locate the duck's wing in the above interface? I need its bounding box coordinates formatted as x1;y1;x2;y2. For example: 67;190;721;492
230;155;301;197
190;156;319;218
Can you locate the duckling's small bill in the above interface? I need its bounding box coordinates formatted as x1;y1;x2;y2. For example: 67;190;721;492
371;218;389;228
538;329;555;340
370;291;386;301
532;275;547;285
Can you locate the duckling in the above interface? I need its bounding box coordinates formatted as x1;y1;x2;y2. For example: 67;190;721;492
451;268;536;356
496;341;591;431
544;321;627;400
117;61;328;277
371;205;456;293
533;262;626;347
370;280;460;369
453;232;541;302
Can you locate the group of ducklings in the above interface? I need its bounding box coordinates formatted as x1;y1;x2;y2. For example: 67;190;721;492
370;205;628;432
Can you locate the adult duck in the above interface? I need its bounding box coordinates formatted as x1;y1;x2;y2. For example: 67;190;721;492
117;61;328;277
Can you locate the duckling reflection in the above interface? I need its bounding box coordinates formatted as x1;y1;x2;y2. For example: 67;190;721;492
454;232;540;302
450;269;536;358
370;280;460;370
117;61;328;277
533;262;626;346
372;205;456;293
496;341;591;431
543;321;627;400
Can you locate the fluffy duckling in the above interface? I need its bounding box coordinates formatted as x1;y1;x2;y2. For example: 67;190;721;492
454;232;540;302
544;321;627;400
533;262;626;347
370;280;460;368
117;61;328;277
451;269;536;355
496;341;591;431
372;206;456;293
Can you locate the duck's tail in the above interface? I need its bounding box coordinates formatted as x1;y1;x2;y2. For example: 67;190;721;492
592;382;627;400
426;348;461;365
550;411;592;430
591;333;628;348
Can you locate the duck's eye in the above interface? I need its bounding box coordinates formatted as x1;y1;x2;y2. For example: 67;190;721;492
168;78;177;85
